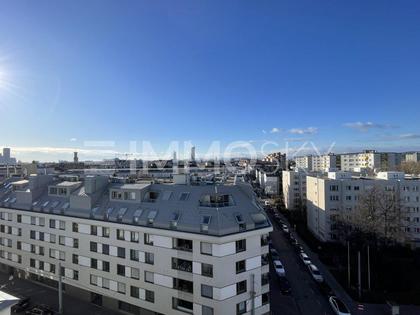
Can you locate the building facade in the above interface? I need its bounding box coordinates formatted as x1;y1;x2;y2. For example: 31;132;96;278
282;170;307;211
294;154;337;172
0;175;272;315
306;171;420;247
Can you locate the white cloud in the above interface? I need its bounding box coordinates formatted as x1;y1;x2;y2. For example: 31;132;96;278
69;138;77;142
270;127;281;134
344;121;395;132
288;127;318;135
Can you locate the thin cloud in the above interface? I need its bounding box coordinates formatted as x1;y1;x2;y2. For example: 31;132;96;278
399;133;420;140
69;138;77;142
288;127;318;135
344;121;396;132
262;130;267;134
270;127;281;133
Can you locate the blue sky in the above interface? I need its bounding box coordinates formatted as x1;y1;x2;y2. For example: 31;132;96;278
0;0;420;161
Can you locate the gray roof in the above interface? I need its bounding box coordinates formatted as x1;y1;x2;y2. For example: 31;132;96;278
0;177;271;236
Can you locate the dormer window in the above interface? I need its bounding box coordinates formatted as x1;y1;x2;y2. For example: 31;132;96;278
199;194;234;207
170;212;180;229
144;191;159;203
111;191;123;200
147;210;157;225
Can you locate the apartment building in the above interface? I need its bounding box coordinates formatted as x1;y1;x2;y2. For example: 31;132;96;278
405;152;420;163
262;153;286;171
340;150;402;171
255;169;280;196
306;171;420;247
282;170;307;211
0;174;272;315
294;154;338;172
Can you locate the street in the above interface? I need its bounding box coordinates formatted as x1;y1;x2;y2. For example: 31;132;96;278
268;211;335;315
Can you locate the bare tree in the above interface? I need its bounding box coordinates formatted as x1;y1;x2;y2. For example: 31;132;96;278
337;185;408;246
398;161;420;175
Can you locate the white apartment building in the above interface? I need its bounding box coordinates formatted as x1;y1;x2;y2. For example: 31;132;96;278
294;154;337;172
405;152;420;163
255;170;280;196
282;170;307;211
0;174;272;315
340;151;402;172
306;171;420;247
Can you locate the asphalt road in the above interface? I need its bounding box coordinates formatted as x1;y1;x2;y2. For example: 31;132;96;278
268;212;335;315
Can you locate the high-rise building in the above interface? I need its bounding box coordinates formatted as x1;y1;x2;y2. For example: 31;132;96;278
74;152;79;163
191;146;196;161
0;174;272;315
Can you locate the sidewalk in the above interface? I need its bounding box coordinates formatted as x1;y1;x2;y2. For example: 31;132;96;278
0;272;118;315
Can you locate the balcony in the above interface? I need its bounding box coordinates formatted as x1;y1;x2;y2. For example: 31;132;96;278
173;238;193;252
172;258;192;273
173;278;193;294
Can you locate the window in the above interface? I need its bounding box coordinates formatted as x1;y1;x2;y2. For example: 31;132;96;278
31;216;36;225
102;244;109;255
102;278;110;289
117;264;125;276
200;242;212;255
130;231;139;243
102;261;110;272
102;227;110;238
130;286;139;298
73;270;79;280
236;301;246;315
91;225;97;236
145;252;154;265
236;239;246;253
91;258;98;269
73;238;79;248
236;280;247;294
172;257;192;273
30;258;35;268
90;242;97;252
73;254;79;264
17;214;22;223
118;282;126;294
30;230;36;239
145;271;154;283
117;229;125;240
173;278;193;294
202;263;213;278
236;260;246;274
173;298;193;314
130;249;139;261
117;247;125;258
262;292;269;305
72;223;78;232
202;306;214;315
90;275;98;286
262;273;269;286
49;219;55;229
173;238;193;252
144;233;153;245
145;290;154;303
131;267;140;280
59;236;65;245
201;284;213;298
59;220;66;230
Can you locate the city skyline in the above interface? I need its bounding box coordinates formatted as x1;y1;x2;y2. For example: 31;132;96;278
1;1;420;161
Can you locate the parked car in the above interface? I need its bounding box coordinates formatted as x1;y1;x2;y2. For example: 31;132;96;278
282;224;289;233
300;252;311;265
273;260;286;277
308;263;324;282
12;297;31;313
328;296;351;315
278;277;292;295
270;248;280;261
25;305;54;315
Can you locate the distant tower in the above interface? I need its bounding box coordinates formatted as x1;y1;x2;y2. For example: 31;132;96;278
173;151;177;162
73;152;79;163
3;148;10;160
191;146;196;161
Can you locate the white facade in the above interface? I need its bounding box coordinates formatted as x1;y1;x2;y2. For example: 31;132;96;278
0;176;272;315
282;170;307;210
405;152;420;163
306;171;420;246
294;154;337;172
340;151;402;172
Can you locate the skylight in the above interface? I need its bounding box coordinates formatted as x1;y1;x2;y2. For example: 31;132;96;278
179;192;190;201
162;191;173;201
